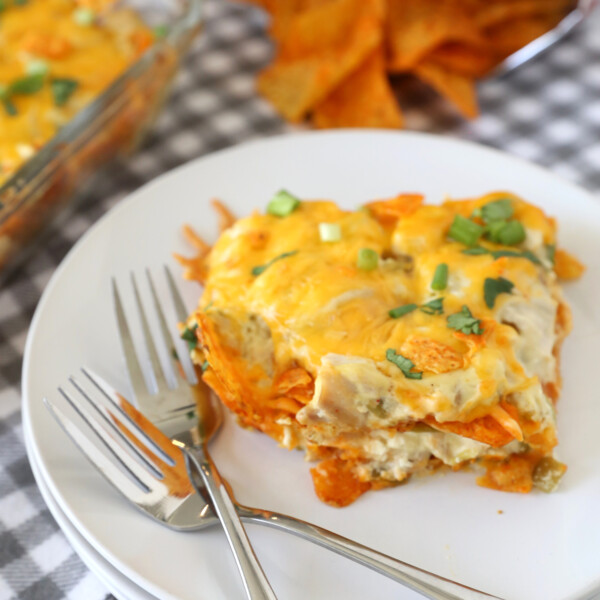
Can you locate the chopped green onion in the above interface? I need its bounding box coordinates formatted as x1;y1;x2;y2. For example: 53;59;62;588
484;277;514;309
447;305;483;335
0;1;5;12
201;360;209;372
251;250;298;276
153;24;169;39
10;73;45;95
357;248;378;271
420;297;444;315
479;198;514;223
26;59;49;77
431;263;448;290
485;219;508;243
73;7;96;25
51;78;78;107
14;0;27;5
546;244;556;265
497;220;525;245
266;190;300;217
389;303;417;319
386;349;423;380
519;249;542;265
318;222;341;243
181;324;198;350
448;215;484;247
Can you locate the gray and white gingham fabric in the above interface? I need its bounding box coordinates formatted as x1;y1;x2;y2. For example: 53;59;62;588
1;1;600;598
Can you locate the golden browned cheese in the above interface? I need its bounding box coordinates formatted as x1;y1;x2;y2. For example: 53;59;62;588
182;192;581;506
0;0;153;186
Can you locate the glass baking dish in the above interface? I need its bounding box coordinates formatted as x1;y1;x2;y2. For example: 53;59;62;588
0;0;203;283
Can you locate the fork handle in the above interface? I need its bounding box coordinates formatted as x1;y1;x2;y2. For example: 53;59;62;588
183;446;278;600
238;507;502;600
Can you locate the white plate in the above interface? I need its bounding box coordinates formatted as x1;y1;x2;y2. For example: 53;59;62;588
23;402;157;600
23;130;600;600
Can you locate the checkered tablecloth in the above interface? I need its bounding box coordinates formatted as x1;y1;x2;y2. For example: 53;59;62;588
1;1;600;598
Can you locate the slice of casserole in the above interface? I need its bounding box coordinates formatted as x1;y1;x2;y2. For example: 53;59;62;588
178;192;583;506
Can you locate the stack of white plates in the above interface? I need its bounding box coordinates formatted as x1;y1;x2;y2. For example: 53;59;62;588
22;132;600;600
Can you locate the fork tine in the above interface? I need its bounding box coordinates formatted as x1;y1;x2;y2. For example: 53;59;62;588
58;384;161;493
165;264;189;323
81;366;175;467
113;278;154;402
44;397;149;498
147;269;198;386
164;265;199;386
69;373;166;477
131;272;171;391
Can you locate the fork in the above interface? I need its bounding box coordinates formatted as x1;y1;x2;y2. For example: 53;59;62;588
45;367;501;600
108;266;502;600
114;269;276;600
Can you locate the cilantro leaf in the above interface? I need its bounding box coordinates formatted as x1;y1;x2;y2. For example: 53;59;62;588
484;277;514;309
181;323;198;350
386;349;422;379
51;78;79;107
251;250;298;276
447;305;483;335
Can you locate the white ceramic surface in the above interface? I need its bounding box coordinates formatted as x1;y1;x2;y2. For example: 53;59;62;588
23;401;157;600
23;131;600;600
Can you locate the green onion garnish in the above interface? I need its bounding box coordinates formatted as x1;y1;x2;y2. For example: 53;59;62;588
461;246;490;256
496;220;525;245
251;250;298;276
478;198;514;223
153;24;169;39
1;98;17;116
181;324;198;350
26;59;49;77
546;244;556;265
51;78;78;107
448;215;484;247
357;248;378;271
485;219;508;243
73;7;95;25
420;297;444;315
266;190;300;217
319;222;341;243
431;263;448;291
461;247;541;265
10;73;45;95
389;303;417;319
484;277;514;309
201;360;209;372
447;305;483;335
386;349;423;379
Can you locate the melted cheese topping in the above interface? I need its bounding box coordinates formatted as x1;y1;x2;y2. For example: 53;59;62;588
201;192;562;427
0;0;152;185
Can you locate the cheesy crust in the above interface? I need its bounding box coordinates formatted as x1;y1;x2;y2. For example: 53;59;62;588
182;192;581;506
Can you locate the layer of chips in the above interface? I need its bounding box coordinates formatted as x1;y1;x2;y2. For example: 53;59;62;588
244;0;577;128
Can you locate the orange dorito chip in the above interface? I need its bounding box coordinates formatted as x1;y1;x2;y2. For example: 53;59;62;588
257;0;383;121
428;42;498;79
484;12;566;59
366;193;423;226
477;455;535;493
412;60;478;119
386;0;483;72
554;248;585;280
425;414;516;448
473;0;574;29
311;458;371;507
400;337;464;374
312;48;403;129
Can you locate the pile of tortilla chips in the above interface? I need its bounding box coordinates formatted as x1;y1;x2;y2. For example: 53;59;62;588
244;0;576;128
